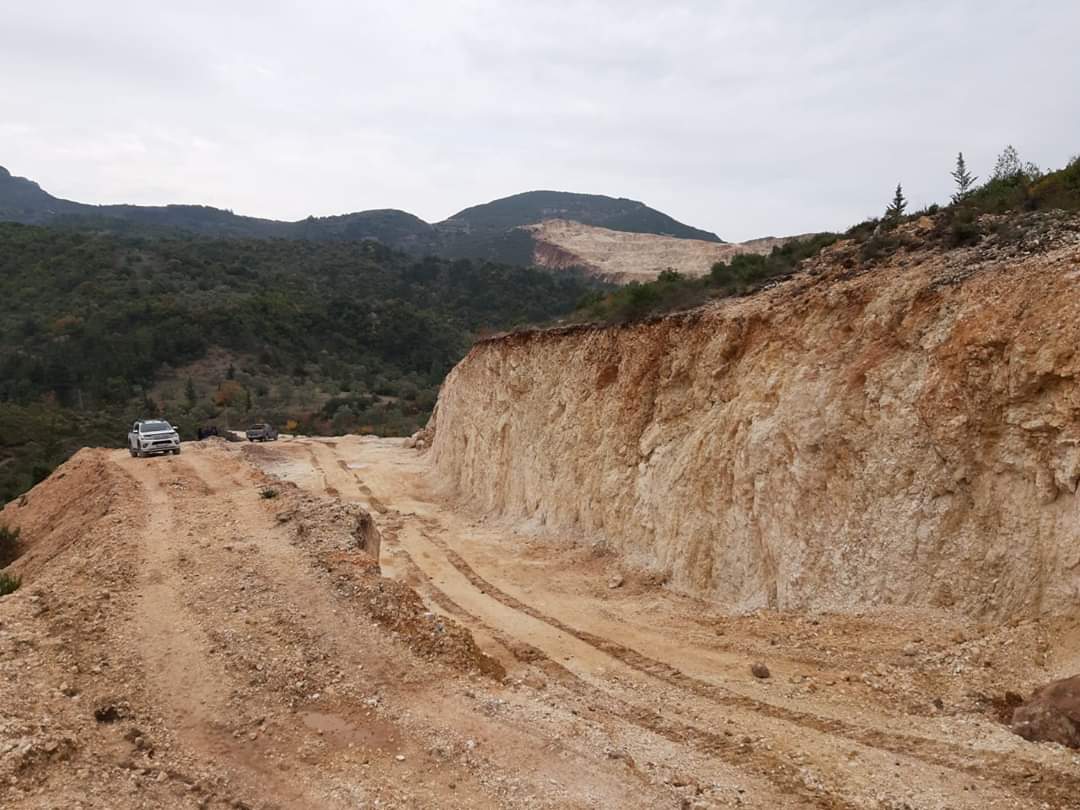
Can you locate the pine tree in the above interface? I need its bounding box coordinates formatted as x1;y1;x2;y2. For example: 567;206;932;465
992;145;1022;180
950;152;977;203
884;183;907;225
185;377;197;409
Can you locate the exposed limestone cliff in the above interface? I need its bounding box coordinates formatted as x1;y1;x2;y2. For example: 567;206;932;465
431;214;1080;619
525;219;786;281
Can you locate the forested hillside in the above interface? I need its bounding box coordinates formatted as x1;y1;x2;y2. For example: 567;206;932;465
0;167;722;267
0;224;599;501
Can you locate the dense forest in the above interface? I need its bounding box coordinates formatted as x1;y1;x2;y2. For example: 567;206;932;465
0;227;600;501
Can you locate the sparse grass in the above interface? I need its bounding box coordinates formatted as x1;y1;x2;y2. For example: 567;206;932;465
0;524;20;567
0;571;20;596
259;487;279;499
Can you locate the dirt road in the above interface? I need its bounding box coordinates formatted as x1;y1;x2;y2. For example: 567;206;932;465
255;435;1080;809
2;437;1079;808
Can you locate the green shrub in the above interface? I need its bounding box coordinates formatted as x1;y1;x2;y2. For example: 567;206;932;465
947;208;982;247
959;150;1080;216
859;233;901;262
0;572;21;596
575;233;838;326
845;218;880;243
0;524;20;567
259;487;279;499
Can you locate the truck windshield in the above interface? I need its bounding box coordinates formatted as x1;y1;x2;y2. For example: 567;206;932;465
141;421;172;432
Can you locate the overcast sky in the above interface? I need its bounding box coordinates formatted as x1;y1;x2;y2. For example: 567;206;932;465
2;1;1077;241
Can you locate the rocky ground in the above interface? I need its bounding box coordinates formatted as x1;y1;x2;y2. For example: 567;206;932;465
1;437;1079;808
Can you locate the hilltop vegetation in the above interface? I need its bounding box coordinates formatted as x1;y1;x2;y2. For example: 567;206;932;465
442;190;721;244
0;168;719;266
571;232;838;324
966;148;1080;214
0;225;599;501
574;150;1080;324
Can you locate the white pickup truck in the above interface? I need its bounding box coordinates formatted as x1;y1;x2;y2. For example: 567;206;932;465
128;419;181;457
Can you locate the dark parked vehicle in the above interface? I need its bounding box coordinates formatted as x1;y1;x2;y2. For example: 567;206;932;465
245;423;278;442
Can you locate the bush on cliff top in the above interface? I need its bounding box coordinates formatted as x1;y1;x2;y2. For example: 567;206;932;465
572;232;839;325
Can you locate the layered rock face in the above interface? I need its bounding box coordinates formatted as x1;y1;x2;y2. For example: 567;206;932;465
431;215;1080;618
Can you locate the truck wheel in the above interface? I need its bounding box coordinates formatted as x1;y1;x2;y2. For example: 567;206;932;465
173;448;181;455
129;447;137;457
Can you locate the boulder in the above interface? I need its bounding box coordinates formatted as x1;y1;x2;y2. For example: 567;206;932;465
1011;675;1080;748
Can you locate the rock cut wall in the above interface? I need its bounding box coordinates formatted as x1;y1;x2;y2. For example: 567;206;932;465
431;216;1080;618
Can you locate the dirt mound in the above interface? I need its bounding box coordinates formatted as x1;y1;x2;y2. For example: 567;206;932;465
0;448;128;581
0;444;515;808
1012;675;1080;747
272;478;503;677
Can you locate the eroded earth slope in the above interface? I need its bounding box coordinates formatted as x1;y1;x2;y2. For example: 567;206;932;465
434;213;1080;618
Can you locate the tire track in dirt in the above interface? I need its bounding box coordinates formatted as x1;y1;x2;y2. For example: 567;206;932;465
122;453;316;808
380;529;833;808
313;440;1003;806
305;446;841;804
412;519;1078;809
183;447;672;809
137;450;520;809
284;437;1075;808
386;518;1004;807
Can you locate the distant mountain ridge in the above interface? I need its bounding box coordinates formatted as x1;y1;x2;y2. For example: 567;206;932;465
0;166;723;268
442;190;721;242
0;165;439;244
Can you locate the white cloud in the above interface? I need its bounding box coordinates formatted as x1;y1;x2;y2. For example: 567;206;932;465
1;0;1077;240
